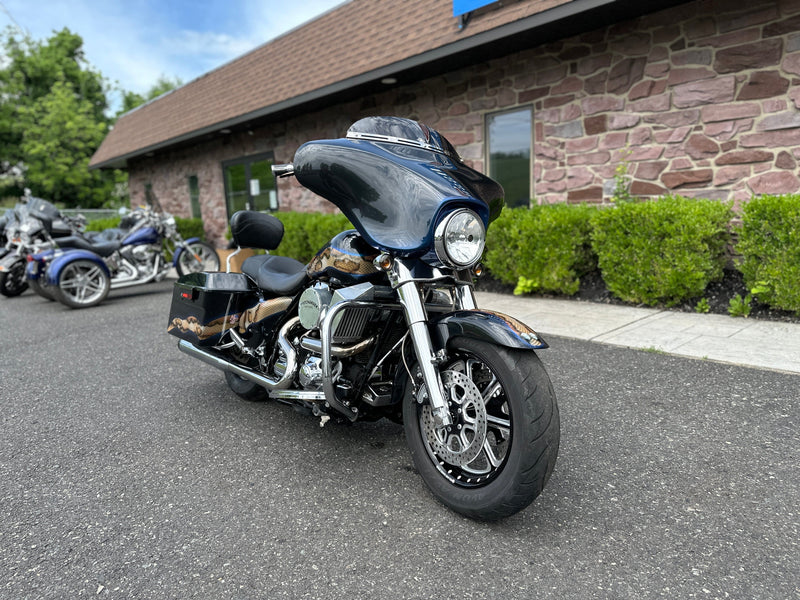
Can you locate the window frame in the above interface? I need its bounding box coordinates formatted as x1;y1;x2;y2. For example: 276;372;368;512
484;106;534;209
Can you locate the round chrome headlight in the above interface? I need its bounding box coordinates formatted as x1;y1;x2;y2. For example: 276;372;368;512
434;209;486;268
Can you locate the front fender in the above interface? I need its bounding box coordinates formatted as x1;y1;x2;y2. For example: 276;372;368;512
0;250;21;270
172;237;201;267
432;309;548;351
45;250;110;286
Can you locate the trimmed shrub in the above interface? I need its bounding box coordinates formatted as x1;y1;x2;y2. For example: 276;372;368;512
737;194;800;312
273;211;353;263
85;216;121;232
174;217;206;241
485;204;597;295
590;195;732;307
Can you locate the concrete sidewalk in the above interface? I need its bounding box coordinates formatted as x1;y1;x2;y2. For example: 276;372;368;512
476;291;800;375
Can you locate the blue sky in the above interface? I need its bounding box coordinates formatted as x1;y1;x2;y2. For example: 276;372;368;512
0;0;344;110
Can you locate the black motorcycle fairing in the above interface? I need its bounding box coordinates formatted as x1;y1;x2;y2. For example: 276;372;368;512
293;127;503;256
230;210;284;250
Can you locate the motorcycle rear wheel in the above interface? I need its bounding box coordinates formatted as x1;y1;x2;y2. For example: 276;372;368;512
53;259;110;309
224;371;268;402
176;241;220;277
403;337;559;521
29;279;55;301
0;260;28;297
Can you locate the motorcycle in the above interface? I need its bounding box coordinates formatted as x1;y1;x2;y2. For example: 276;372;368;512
0;195;87;297
167;117;560;520
28;203;220;308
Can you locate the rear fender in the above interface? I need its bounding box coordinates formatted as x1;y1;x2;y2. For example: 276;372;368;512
172;237;201;267
45;250;109;286
431;309;548;351
25;249;56;280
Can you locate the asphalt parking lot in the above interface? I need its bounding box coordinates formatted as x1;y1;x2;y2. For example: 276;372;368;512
1;281;798;599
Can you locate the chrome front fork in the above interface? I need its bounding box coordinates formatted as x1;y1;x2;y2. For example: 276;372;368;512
391;260;478;429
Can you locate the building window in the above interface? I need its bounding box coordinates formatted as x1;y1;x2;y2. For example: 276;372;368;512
486;108;532;208
187;175;201;218
222;153;276;218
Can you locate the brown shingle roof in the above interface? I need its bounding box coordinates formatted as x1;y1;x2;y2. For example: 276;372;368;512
90;0;577;168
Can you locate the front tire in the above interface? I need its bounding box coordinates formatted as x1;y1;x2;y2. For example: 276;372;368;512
403;337;559;520
53;259;110;309
176;241;220;277
0;259;28;297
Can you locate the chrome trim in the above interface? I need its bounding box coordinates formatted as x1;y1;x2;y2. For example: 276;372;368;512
300;335;375;358
392;259;452;428
345;131;457;158
433;208;485;269
178;317;299;391
269;389;325;402
454;283;477;310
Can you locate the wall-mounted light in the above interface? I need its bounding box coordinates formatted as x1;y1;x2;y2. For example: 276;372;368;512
381;77;397;85
220;128;231;134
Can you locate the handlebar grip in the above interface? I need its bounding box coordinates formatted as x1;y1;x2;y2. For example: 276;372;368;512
271;163;295;178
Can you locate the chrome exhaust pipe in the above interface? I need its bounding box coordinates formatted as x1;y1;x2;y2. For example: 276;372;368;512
177;317;299;391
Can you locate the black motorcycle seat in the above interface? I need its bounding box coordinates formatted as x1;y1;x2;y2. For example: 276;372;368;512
56;235;121;258
241;254;309;295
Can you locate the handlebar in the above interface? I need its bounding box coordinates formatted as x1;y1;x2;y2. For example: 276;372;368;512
271;163;295;178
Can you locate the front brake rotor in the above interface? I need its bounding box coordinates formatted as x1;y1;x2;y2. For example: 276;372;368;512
420;370;487;467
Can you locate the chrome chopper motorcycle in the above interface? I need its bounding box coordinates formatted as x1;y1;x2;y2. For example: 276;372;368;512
28;203;219;308
168;117;559;520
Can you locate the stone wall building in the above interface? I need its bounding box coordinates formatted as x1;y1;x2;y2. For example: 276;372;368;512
91;0;800;248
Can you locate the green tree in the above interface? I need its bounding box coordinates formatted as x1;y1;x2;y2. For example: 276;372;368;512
0;26;116;206
19;77;110;206
118;75;183;116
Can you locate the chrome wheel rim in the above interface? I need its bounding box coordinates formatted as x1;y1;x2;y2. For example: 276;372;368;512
179;244;218;273
60;262;108;305
418;355;512;487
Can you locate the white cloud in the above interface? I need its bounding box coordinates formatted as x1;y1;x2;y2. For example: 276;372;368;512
0;0;343;111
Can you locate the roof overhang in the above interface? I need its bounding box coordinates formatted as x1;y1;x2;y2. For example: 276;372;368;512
93;0;691;170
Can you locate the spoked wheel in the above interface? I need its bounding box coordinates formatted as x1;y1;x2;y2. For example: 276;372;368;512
176;241;219;276
404;337;560;521
0;259;28;297
54;259;110;309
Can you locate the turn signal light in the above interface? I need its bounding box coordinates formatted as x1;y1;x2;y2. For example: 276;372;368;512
375;253;393;271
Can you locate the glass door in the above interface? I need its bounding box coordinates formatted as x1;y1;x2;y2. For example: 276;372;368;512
222;153;276;219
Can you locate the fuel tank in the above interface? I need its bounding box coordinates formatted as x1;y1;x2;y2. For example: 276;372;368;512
307;230;380;284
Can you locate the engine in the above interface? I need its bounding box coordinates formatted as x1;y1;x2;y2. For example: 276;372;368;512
293;282;377;393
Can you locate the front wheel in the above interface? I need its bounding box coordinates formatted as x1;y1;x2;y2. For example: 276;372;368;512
403;337;560;521
175;241;220;277
0;259;28;297
53;259;110;309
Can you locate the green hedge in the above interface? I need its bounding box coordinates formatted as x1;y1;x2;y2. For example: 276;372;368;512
590;196;732;306
485;204;596;295
273;211;353;262
737;194;800;312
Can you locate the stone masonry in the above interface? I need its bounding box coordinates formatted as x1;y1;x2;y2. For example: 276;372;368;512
128;0;800;247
